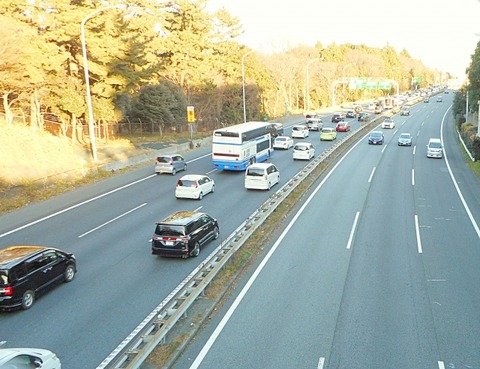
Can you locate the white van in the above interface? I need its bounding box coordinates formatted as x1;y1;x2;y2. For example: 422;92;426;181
291;125;309;138
426;138;443;158
245;163;280;190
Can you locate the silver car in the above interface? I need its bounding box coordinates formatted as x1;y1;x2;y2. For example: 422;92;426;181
155;154;187;175
398;133;412;146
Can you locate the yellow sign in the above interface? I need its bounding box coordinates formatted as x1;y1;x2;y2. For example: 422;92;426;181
187;106;195;123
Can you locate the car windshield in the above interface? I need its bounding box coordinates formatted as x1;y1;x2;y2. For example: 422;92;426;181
371;132;382;138
275;137;286;142
400;134;411;139
429;142;442;148
294;145;307;151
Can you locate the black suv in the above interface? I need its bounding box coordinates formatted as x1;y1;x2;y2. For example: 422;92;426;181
152;211;219;258
0;246;76;310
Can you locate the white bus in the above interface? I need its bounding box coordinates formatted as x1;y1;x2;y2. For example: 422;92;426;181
212;121;274;171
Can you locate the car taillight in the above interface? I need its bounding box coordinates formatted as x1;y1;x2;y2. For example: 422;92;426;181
1;286;13;296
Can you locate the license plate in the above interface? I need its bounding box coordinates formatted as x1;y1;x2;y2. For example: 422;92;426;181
165;241;174;246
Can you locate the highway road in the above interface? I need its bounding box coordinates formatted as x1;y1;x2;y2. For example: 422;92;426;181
0;106;371;367
170;93;480;369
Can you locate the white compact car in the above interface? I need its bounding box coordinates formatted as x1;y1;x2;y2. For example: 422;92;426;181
293;142;315;160
245;163;280;190
291;125;309;138
381;118;395;129
426;138;443;158
175;174;215;200
0;348;61;369
273;136;294;150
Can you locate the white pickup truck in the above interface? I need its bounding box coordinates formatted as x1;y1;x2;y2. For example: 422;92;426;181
305;114;323;131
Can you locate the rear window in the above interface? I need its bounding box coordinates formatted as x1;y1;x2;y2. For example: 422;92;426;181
294;145;307;151
177;179;196;187
246;167;265;176
156;156;170;163
154;224;186;236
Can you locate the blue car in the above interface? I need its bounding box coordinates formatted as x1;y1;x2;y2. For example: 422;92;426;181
368;131;384;145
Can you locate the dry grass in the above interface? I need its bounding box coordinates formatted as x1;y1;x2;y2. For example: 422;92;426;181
0;123;142;215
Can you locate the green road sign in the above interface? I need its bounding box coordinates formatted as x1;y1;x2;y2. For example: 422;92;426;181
379;82;391;90
366;81;378;90
349;78;366;90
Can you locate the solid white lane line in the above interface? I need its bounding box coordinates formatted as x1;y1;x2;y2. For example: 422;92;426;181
415;214;423;254
78;203;147;238
346;211;360;250
368;167;376;183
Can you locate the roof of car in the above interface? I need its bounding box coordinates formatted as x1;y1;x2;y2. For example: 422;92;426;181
0;348;57;364
0;246;48;267
158;211;206;225
178;174;207;180
247;162;275;169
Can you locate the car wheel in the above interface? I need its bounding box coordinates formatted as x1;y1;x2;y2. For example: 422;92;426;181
64;265;76;282
183;164;187;172
213;226;220;240
172;168;176;176
267;181;272;190
191;242;200;257
211;184;215;194
198;191;203;200
21;290;35;310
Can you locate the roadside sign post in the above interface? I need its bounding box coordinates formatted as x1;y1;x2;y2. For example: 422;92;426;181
187;106;195;140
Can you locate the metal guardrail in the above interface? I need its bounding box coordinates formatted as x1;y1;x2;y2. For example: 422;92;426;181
97;117;383;369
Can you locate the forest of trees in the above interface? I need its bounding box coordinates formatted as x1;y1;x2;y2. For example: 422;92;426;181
0;0;448;145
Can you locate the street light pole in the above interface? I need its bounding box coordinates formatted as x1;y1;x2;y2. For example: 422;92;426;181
81;5;127;162
306;58;322;112
242;50;253;123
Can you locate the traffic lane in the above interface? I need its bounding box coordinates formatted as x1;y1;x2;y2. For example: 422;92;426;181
172;121;400;369
328;136;440;368
176;154;379;369
414;144;480;366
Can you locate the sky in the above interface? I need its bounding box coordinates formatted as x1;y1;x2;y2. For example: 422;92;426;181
207;0;480;82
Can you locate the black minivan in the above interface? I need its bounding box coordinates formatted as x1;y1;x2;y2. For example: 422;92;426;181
152;211;219;258
0;246;77;310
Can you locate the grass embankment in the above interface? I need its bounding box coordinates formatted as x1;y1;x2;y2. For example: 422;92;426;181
0;124;141;214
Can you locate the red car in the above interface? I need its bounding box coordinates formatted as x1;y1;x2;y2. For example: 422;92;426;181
336;122;351;132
